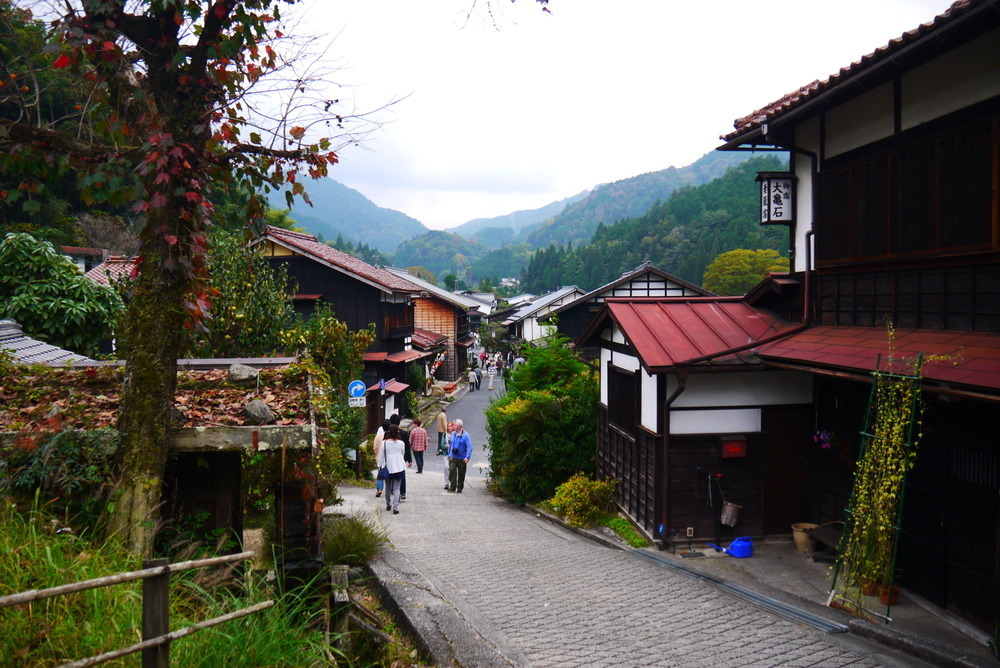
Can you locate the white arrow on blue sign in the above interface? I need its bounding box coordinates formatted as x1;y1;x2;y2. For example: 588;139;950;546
347;380;366;398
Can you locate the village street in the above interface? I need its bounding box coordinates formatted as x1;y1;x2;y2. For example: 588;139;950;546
340;382;931;668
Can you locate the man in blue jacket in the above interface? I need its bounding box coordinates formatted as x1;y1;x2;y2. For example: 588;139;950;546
448;419;473;493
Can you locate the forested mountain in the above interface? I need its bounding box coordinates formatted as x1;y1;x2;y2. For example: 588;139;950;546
391;230;491;281
270;178;427;253
521;150;766;250
519;154;789;293
448;190;589;246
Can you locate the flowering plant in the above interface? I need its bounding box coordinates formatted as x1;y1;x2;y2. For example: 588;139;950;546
813;430;835;449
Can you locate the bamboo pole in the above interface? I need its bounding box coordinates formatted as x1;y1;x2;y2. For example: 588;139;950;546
0;551;254;609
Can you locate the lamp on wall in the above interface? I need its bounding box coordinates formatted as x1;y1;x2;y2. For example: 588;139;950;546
755;171;796;225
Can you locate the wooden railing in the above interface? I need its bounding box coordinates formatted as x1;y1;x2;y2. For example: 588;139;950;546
0;551;271;668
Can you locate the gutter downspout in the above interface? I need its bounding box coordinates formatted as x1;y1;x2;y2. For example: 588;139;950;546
804;230;814;324
658;367;687;550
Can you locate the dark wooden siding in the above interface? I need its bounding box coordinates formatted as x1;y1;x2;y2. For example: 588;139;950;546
268;256;387;339
815;117;997;265
597;405;659;537
814;262;1000;333
667;434;763;541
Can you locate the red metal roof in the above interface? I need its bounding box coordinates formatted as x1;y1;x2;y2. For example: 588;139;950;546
363;352;388;362
723;0;983;143
589;298;800;373
385;349;432;363
756;326;1000;392
366;379;410;394
260;227;421;294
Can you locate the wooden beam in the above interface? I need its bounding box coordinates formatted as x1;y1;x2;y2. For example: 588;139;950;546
168;425;312;452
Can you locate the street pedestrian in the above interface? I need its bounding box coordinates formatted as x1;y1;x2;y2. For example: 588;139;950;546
474;366;482;390
389;413;411;500
468;367;477;392
373;418;390;497
448;419;472;494
487;364;495;391
435;410;448;455
409;417;428;473
378;425;410;514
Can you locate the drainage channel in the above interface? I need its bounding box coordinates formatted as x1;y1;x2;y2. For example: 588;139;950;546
630;549;848;634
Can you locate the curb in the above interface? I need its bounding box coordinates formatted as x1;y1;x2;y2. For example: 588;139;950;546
848;620;997;668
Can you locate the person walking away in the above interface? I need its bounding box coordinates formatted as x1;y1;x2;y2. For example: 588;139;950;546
378;425;410;514
389;413;412;499
474;366;482;390
448;419;473;493
468;367;477;392
409;418;428;473
373;418;390;497
435;410;448;455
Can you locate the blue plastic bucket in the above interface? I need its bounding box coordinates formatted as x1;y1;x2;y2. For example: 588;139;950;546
728;537;752;558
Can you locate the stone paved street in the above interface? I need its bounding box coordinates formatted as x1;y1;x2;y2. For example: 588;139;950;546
363;385;925;667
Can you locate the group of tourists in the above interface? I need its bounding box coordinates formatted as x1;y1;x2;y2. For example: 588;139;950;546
469;350;513;392
373;408;473;513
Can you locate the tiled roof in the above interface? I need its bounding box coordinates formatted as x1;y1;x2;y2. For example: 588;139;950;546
258;227;421;294
0;319;96;366
504;286;583;324
722;0;985;143
84;256;137;286
385;349;433;363
756;326;1000;393
578;298;801;373
413;327;448;350
383;267;482;309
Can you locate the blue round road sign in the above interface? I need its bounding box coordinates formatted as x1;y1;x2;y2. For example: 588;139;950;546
348;380;366;398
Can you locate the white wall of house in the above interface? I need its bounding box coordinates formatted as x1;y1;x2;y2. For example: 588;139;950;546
902;28;1000;129
665;371;812;435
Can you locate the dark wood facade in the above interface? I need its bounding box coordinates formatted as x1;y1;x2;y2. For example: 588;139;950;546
273;255;413;354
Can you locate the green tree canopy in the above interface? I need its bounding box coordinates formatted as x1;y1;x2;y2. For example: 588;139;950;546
701;248;789;295
0;232;122;355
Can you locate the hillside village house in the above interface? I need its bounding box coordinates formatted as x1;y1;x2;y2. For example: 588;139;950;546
545;262;712;354
489;286;584;346
384;266;480;382
252;226;425;426
582;0;999;634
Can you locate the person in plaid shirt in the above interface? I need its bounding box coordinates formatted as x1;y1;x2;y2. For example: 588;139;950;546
409;417;428;474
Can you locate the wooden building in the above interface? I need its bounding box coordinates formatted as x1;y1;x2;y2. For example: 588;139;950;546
384;267;479;381
252;227;426;422
489;286;584;345
583;0;1000;634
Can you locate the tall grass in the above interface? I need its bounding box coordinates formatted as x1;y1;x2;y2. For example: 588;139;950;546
0;499;333;666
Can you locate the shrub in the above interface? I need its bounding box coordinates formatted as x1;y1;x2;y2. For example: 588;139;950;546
486;329;599;504
322;513;386;567
548;473;615;527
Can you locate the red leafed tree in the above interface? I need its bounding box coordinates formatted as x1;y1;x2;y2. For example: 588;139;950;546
0;0;350;555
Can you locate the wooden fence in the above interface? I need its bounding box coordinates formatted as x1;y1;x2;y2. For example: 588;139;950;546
0;550;271;668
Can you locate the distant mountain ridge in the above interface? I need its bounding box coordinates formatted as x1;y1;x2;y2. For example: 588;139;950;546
448;190;589;241
269;178;427;254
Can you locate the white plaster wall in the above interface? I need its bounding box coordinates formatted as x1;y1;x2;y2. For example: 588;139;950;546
902;29;1000;129
610;351;640;372
600;347;611;405
640;368;657;432
792;118;820;272
666;371;812;408
825;83;895;158
670;408;761;435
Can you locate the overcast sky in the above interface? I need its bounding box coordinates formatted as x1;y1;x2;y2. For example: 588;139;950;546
286;0;955;230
